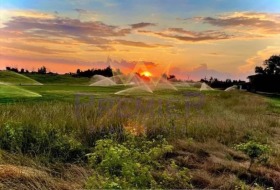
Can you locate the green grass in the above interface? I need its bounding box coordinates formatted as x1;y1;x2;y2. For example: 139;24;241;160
0;84;42;98
0;71;42;85
23;73;91;85
0;84;279;189
0;85;128;103
0;70;92;85
266;96;280;113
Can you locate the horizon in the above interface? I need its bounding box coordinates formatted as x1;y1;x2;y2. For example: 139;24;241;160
1;0;280;80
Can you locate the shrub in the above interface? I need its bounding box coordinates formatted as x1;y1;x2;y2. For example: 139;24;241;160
86;136;192;189
0;122;86;162
235;141;270;170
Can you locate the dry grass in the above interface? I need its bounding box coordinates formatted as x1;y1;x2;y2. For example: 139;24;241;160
172;138;280;189
0;89;279;189
0;151;91;190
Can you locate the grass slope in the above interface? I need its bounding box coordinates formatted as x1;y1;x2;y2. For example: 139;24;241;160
0;84;41;98
0;85;128;103
23;73;91;85
0;71;42;85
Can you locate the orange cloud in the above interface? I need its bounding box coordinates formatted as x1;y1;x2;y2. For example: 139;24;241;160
139;28;233;42
239;46;280;73
130;22;156;29
197;12;280;36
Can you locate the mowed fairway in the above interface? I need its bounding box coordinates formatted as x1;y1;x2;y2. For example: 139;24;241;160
0;78;280;189
0;71;43;85
0;84;42;98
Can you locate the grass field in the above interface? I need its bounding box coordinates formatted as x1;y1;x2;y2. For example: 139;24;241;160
24;73;91;85
0;85;42;98
0;77;279;189
0;71;42;85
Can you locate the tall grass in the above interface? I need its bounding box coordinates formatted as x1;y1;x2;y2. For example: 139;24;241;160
0;91;278;154
0;89;279;188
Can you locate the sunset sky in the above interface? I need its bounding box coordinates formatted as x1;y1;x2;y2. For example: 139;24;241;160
0;0;280;80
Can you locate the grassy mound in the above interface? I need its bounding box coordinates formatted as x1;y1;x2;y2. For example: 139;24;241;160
0;84;41;98
0;71;42;85
23;73;90;85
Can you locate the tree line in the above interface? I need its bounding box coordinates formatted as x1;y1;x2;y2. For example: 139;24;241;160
4;66;113;78
200;77;246;89
5;66;54;75
201;55;280;93
73;66;113;78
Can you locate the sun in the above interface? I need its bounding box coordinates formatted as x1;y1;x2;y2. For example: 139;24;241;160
140;71;152;77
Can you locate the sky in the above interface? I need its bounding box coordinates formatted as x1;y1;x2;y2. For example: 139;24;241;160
0;0;280;80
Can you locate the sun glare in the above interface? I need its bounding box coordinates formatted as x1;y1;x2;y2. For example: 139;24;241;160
140;71;152;77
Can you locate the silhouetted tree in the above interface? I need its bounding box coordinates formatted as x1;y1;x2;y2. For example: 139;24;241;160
74;66;113;78
255;66;265;75
167;75;176;80
38;66;47;74
225;79;232;83
201;77;245;89
255;55;280;75
248;55;280;93
6;67;19;72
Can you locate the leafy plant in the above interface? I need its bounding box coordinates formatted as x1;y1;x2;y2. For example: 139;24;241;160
0;122;86;162
235;141;270;170
86;136;191;189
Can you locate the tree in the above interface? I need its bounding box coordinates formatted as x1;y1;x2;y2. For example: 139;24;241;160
225;79;232;83
75;66;113;78
167;75;176;80
6;67;18;72
38;66;47;74
255;55;280;75
255;66;265;75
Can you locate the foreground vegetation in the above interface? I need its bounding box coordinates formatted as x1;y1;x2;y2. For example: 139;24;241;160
0;84;279;189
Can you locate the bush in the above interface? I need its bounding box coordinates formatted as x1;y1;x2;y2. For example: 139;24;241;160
86;136;192;189
0;122;86;162
235;141;270;170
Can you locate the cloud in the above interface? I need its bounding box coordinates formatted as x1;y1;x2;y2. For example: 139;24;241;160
170;64;234;81
239;46;280;73
0;9;55;19
197;12;280;36
139;28;233;42
139;12;280;43
0;41;75;54
0;54;110;70
203;52;225;57
0;14;170;54
113;39;172;48
108;58;159;72
3;16;130;37
130;22;156;29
